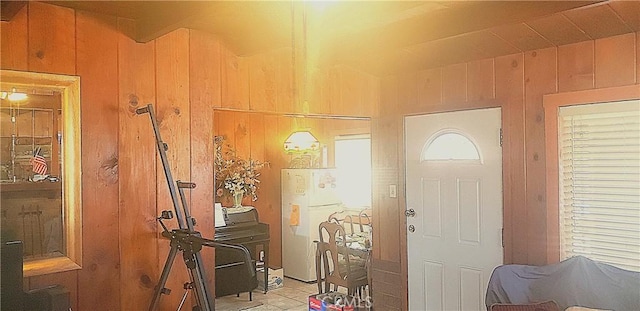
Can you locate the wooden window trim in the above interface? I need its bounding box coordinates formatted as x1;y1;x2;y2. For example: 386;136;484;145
1;70;82;277
543;84;640;264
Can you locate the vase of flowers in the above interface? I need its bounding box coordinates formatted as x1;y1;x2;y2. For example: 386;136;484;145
214;136;268;207
232;192;243;208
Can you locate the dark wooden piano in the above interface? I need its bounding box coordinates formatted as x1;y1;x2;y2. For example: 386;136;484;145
214;206;270;298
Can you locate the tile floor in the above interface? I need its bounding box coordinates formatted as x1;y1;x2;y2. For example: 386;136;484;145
215;277;319;311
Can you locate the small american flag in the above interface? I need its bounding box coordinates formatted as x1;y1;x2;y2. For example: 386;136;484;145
30;147;47;175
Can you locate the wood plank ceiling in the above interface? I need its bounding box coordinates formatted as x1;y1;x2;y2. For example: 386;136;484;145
4;1;640;76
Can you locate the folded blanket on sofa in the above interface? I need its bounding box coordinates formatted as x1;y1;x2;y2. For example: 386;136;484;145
486;256;640;311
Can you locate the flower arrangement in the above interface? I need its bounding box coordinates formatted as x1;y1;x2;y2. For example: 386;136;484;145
214;136;268;206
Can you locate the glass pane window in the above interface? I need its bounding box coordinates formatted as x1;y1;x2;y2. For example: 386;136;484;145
558;100;640;272
422;131;480;162
334;135;372;208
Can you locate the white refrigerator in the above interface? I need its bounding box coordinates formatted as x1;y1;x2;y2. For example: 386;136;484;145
281;168;343;282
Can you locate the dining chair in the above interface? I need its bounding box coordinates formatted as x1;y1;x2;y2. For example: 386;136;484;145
328;210;370;236
357;208;372;233
317;221;369;296
327;211;356;235
327;211;342;223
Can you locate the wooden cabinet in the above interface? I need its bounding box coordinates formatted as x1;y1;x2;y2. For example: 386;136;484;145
0;107;63;260
0;107;61;182
1;182;63;259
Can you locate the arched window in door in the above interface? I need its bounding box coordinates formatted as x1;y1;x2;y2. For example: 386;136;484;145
421;130;481;163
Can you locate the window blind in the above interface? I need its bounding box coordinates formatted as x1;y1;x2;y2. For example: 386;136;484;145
558;100;640;272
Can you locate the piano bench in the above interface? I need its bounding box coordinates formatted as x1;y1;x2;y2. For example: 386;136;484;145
214;244;259;299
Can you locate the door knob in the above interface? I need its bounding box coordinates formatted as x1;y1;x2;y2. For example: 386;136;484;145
408;225;415;233
405;208;416;217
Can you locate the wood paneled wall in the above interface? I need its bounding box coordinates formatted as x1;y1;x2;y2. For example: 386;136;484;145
4;3;635;311
0;3;377;310
373;32;639;310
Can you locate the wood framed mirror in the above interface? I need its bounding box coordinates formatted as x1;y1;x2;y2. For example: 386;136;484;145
0;69;82;276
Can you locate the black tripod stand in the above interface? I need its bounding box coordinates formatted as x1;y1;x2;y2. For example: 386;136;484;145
137;104;253;311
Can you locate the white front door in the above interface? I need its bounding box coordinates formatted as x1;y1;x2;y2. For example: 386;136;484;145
405;108;503;311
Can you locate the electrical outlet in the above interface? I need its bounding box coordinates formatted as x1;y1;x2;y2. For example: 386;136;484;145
389;184;397;198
